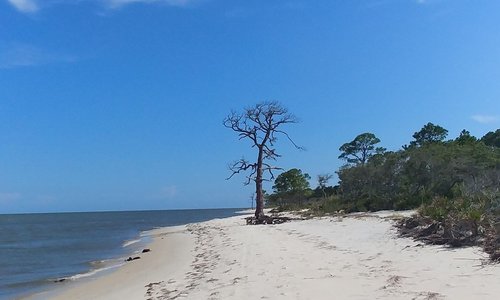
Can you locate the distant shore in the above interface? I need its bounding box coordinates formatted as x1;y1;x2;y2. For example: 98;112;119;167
34;211;499;300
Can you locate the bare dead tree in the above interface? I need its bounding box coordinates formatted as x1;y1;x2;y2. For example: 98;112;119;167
223;101;301;219
317;173;333;198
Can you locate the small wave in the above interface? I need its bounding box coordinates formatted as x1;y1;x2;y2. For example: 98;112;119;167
140;230;152;237
122;238;142;248
58;262;125;282
89;259;107;268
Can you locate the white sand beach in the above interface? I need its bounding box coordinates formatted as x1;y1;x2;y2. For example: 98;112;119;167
46;211;499;300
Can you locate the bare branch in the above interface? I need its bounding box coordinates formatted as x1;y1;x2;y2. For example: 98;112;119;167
275;130;304;150
226;158;257;183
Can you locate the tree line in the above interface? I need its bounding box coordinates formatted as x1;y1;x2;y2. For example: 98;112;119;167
267;124;499;215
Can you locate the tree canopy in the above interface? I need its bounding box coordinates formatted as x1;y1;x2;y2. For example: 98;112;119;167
481;129;500;148
338;132;385;165
337;125;499;212
272;168;311;194
410;122;448;147
267;168;312;208
455;129;478;145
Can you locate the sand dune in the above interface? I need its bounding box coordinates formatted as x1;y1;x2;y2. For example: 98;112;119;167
47;211;499;300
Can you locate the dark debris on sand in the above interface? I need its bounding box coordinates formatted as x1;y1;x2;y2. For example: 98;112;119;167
396;215;500;262
245;215;295;225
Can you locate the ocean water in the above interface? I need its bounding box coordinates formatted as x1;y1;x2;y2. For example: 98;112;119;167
0;208;241;300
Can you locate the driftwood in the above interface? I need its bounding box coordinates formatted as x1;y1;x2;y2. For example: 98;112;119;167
398;217;478;246
245;215;292;225
483;220;500;261
125;256;141;262
396;215;499;262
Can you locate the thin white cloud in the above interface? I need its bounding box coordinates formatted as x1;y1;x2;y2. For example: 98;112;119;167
6;0;200;13
415;0;439;4
104;0;197;9
159;185;178;199
363;0;441;9
471;114;499;124
7;0;38;13
0;192;22;203
151;185;179;200
415;0;446;4
0;43;76;68
35;195;57;205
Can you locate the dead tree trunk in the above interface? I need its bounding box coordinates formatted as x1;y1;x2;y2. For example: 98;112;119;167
255;146;264;219
223;101;301;221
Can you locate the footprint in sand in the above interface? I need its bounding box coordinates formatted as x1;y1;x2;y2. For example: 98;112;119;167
411;291;443;300
386;275;403;287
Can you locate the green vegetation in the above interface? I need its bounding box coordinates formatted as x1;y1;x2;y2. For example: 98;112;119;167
481;129;500;148
409;122;448;147
265;124;500;260
338;137;498;212
267;168;312;208
338;132;385;165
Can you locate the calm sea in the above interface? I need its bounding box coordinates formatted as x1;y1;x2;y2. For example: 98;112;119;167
0;208;241;300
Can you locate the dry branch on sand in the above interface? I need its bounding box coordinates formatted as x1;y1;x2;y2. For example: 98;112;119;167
245;215;293;225
396;215;500;262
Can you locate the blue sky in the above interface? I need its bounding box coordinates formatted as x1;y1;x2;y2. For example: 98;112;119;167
1;0;499;213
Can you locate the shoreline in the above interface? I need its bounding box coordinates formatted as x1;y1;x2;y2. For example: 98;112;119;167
8;208;243;300
29;211;500;299
23;223;193;300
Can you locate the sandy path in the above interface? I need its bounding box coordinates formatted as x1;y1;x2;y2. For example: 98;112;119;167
48;212;499;300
